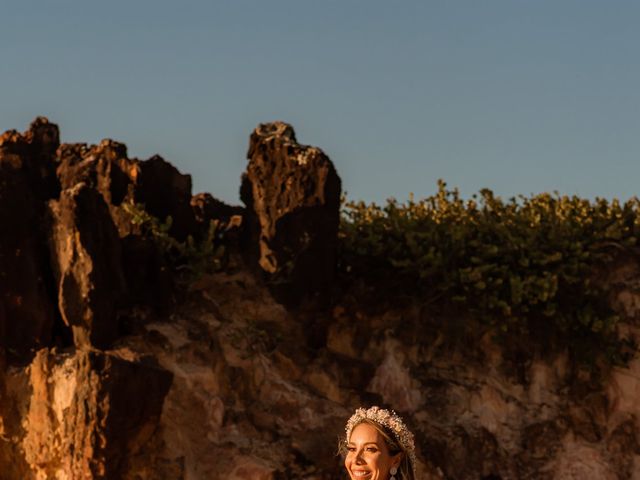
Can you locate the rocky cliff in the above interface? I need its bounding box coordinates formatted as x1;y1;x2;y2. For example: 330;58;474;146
1;118;640;479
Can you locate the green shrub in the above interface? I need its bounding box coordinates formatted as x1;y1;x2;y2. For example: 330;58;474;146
122;202;225;282
339;180;639;364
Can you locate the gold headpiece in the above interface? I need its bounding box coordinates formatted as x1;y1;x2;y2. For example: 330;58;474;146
345;406;416;474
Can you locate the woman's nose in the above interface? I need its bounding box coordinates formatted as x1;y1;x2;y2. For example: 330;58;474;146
354;450;365;464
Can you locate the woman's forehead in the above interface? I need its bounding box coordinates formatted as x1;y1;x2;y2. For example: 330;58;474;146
349;423;383;442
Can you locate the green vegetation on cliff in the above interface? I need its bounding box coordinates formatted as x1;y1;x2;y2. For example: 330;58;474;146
123;202;226;281
340;181;638;364
127;180;639;365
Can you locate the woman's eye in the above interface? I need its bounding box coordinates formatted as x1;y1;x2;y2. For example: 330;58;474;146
346;447;356;452
366;447;377;452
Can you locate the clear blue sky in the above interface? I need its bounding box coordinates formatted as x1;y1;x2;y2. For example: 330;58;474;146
2;1;640;205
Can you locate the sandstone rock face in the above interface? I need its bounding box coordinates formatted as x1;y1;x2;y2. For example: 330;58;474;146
54;133;228;312
116;270;351;479
2;116;60;201
48;182;126;348
0;118;59;359
56;140;197;241
18;349;171;479
0;118;212;479
5;117;640;479
241;122;341;304
97;261;640;479
56;140;137;236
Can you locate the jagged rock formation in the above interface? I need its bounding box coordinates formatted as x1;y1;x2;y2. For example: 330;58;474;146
56;140;198;241
0;118;230;479
2;117;640;479
48;182;126;348
241;121;341;304
0;118;59;358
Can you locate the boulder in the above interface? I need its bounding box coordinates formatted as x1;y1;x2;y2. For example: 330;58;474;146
240;122;341;304
19;349;172;479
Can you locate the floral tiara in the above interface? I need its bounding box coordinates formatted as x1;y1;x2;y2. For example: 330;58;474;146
345;406;416;473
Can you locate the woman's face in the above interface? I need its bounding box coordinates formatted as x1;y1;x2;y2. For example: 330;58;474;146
345;423;401;480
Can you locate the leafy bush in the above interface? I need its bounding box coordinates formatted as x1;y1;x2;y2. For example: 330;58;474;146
122;202;225;281
339;181;639;363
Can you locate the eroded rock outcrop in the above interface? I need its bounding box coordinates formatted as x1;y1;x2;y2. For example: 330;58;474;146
20;349;171;479
241;122;341;304
0;118;209;479
48;182;126;348
56;140;137;236
56;140;198;241
0;118;59;359
4;117;640;479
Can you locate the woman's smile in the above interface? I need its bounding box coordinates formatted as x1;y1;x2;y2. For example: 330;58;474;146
345;423;401;480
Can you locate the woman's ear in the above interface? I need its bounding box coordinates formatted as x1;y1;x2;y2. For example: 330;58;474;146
391;452;403;469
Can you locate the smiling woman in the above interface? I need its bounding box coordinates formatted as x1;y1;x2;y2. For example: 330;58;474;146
341;407;416;480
